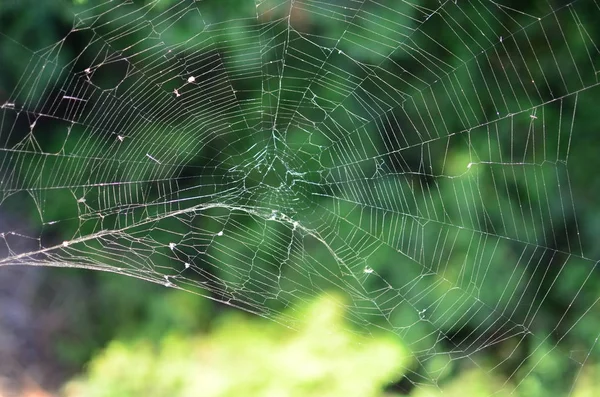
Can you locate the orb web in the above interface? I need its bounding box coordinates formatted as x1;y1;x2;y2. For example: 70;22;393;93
1;0;599;394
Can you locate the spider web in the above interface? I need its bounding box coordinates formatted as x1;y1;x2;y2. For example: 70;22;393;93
1;0;599;394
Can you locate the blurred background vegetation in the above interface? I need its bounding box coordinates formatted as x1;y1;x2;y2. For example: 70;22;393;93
1;0;600;396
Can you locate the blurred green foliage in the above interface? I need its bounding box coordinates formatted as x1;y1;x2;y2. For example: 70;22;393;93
62;294;410;397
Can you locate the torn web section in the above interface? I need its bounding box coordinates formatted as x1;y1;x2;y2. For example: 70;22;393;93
0;0;368;333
